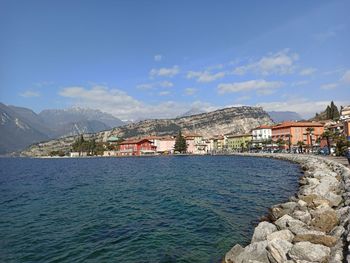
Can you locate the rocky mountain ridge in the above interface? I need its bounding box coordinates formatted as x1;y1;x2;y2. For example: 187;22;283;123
21;106;273;156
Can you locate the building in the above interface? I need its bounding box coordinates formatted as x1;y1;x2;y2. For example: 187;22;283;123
149;136;176;154
209;135;225;153
271;121;324;150
225;134;252;151
184;134;202;154
251;125;272;147
119;139;156;156
340;105;350;121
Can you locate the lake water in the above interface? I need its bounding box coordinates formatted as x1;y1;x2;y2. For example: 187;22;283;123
0;156;301;263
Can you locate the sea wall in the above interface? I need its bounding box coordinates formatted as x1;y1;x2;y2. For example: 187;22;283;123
224;153;350;263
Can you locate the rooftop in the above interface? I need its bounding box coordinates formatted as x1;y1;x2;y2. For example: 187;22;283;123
272;121;324;129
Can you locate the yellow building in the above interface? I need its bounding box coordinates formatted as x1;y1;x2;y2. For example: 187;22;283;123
225;134;252;151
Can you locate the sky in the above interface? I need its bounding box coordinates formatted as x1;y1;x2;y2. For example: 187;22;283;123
0;0;349;120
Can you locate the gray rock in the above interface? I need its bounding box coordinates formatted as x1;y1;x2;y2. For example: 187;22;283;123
251;221;277;243
274;214;305;230
236;241;269;263
288;241;331;262
266;239;293;263
225;244;244;263
266;229;294;242
292;210;311;224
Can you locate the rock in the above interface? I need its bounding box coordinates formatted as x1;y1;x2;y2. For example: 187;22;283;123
299;194;319;207
266;229;294;242
266;239;293;263
251;221;277;243
235;241;269;263
270;202;297;220
311;210;339;233
275;214;305;230
324;192;342;207
292;210;311;224
293;234;337;247
225;244;244;263
288;241;331;262
330;226;345;239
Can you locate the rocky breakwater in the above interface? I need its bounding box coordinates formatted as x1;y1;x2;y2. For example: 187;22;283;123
224;154;350;263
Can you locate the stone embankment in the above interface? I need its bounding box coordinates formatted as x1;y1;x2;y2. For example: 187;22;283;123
224;153;350;263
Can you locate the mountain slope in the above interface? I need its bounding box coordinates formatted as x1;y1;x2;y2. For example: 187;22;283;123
0;103;50;154
267;111;302;123
21;106;273;156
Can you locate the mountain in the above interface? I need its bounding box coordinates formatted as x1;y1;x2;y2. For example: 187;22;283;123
0;103;50;154
39;107;124;129
178;108;207;117
0;104;126;154
21;106;273;156
267;111;303;123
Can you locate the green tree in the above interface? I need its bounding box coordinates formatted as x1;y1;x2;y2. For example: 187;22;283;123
321;130;333;155
330;101;340;120
276;138;285;149
174;131;187;153
334;135;350;156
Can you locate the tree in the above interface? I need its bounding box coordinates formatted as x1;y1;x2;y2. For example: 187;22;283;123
286;134;292;152
334;135;350;156
297;141;305;153
240;142;245;152
174;131;187;153
321;130;333;155
330;101;340;120
276;138;285;149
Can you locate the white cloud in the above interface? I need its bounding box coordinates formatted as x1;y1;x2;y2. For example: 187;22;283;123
154;54;162;62
232;49;299;76
291;80;309;87
158;91;171;96
185;88;197;96
341;70;350;84
217;80;284;95
320;83;338;90
257;99;350;118
187;70;226;83
137;81;174;90
300;67;317;76
235;96;251;102
59;85;210;121
313;25;345;41
150;65;180;78
20;90;40;97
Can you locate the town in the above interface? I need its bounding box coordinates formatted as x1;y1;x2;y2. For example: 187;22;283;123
66;105;350;158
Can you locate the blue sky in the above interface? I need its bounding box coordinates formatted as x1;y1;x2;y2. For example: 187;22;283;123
0;0;349;120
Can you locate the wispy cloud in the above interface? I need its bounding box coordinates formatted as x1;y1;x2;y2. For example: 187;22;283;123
137;81;174;90
187;70;226;83
232;49;299;76
299;67;317;76
341;70;350;84
150;65;180;78
320;83;338;90
291;80;309;87
59;85;210;121
217;80;284;95
20;90;41;98
158;91;171;96
313;24;345;41
154;54;162;62
184;88;197;96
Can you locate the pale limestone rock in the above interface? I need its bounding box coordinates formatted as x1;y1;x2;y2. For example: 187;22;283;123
266;229;294;242
288;241;331;262
266;239;293;263
251;221;277;243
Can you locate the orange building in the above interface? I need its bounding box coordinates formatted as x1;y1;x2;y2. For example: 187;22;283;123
272;122;324;148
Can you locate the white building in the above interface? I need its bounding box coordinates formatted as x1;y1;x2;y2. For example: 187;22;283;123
251;125;272;146
340;105;350;121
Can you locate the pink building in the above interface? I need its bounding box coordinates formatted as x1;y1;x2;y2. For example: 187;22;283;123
148;136;176;154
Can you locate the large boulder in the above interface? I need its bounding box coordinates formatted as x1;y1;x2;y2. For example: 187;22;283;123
251;221;277;243
235;241;270;263
275;214;305;230
225;244;244;263
266;239;293;263
311;209;339;233
288;241;331;262
266;229;294;242
293;234;337;247
292;210;311;224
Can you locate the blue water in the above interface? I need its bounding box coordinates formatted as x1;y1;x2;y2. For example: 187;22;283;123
0;156;301;263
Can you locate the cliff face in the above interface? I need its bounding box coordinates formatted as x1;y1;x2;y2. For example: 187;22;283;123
21;106;273;156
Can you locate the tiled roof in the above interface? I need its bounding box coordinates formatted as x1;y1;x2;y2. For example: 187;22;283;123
119;139;151;144
272;121;324;129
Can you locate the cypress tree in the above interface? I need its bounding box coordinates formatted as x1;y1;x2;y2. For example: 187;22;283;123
174;131;187;153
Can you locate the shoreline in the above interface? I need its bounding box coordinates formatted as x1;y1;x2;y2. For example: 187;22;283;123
224;153;350;263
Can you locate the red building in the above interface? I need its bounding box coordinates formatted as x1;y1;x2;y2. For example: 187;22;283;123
118;139;156;156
